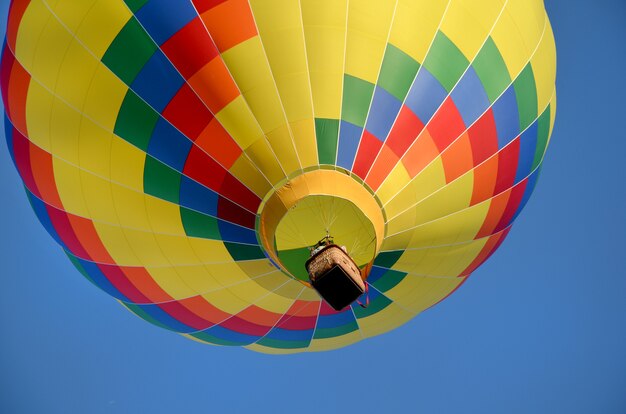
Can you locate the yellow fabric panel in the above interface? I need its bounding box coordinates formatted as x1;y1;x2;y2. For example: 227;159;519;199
440;0;505;61
73;0;132;59
382;158;447;220
249;279;305;313
81;65;127;132
109;138;145;192
110;185;151;231
491;9;531;79
77;121;112;179
388;0;448;63
249;0;313;123
147;267;197;300
247;0;318;170
229;155;273;197
391;237;488;276
92;222;141;265
23;82;53;150
344;0;396;83
80;171;119;224
187;238;239;264
52;160;89;217
14;1;51;70
27;11;74;92
221;38;292;136
144;196;186;236
245;138;287;185
301;0;347;119
308;330;362;352
289;118;318;168
200;273;287;314
375;162;411;206
357;302;414;338
152;233;204;266
49;98;81;163
405;171;474;228
385;275;465;313
506;0;546;52
46;0;99;35
236;260;278;280
265;125;301;174
385;200;491;250
530;19;556;113
215;96;264;149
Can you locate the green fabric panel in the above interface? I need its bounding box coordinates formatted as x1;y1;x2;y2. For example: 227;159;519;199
513;65;538;131
532;106;551;169
341;75;374;127
180;207;220;240
124;303;172;331
315;118;339;164
143;156;181;203
101;17;156;85
190;331;246;346
373;251;403;269
255;337;310;349
371;269;407;293
378;44;420;101
423;31;469;92
124;0;149;12
224;242;266;261
353;293;392;318
277;247;310;281
313;321;359;339
114;90;159;151
66;252;96;286
473;37;512;102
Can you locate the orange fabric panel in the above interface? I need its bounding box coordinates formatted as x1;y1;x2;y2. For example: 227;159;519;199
441;132;473;183
401;130;440;178
470;155;499;205
29;144;63;209
476;190;511;239
120;267;174;304
199;0;258;52
67;215;115;264
366;145;400;191
195;118;242;168
188;57;240;114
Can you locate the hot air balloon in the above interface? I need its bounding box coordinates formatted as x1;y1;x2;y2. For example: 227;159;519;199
1;0;556;353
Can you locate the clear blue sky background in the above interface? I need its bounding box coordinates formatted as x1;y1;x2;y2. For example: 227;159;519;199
1;1;625;413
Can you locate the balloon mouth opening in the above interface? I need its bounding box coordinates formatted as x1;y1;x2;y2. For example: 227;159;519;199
256;169;386;285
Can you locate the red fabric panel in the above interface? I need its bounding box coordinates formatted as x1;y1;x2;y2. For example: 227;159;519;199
468;108;499;166
162;83;214;140
386;106;424;157
494;138;520;195
427;97;466;152
352;130;383;179
161;17;219;79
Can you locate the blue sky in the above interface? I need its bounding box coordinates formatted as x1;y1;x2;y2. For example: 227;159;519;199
1;1;625;413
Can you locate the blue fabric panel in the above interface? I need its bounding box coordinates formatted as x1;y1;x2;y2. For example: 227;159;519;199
147;118;192;171
131;50;185;112
515;120;538;183
364;266;387;284
512;168;540;222
365;86;403;141
491;85;520;148
4;115;15;165
137;303;197;333
26;190;64;248
134;0;197;45
336;121;362;170
179;176;218;216
217;220;258;244
203;325;260;345
316;309;355;329
451;66;490;127
75;257;130;302
264;327;314;342
405;68;448;125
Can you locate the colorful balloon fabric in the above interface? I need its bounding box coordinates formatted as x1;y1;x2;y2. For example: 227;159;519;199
1;0;556;353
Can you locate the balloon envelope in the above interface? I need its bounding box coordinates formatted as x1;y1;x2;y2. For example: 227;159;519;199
1;0;556;353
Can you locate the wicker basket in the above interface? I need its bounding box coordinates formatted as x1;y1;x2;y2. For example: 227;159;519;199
305;245;365;310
